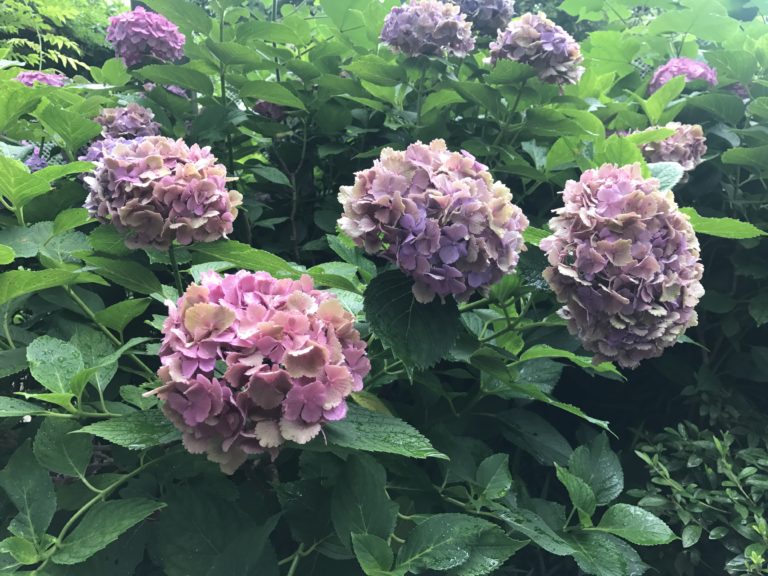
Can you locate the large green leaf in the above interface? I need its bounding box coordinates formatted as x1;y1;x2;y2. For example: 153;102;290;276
143;0;212;35
137;64;213;95
555;464;596;519
27;335;84;394
568;434;624;506
721;145;768;172
94;298;151;333
351;534;395;576
594;504;676;546
76;410;181;450
475;454;512;501
0;83;40;132
0;269;105;307
81;256;162;295
35;104;101;153
190;240;301;278
498;409;573;467
239;81;306;110
323;405;446;459
0;397;47;418
364;270;461;369
681;207;766;239
495;507;574;556
70;326;118;393
33;418;93;477
565;532;649;576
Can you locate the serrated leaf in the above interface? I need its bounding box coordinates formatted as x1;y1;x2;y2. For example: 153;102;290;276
52;498;165;565
0;397;46;418
364;270;461;369
323;405;446;459
476;454;512;501
70;326;117;392
239;81;306;110
749;293;768;327
498;409;573;466
0;269;104;307
568;434;624;506
94;298;151;333
0;222;53;258
0;347;28;379
594;504;676;546
680;207;766;239
352;533;395;576
137;64;213;95
35;104;101;153
682;524;702;548
53;208;92;234
189;240;301;278
648;162;685;191
27;336;84;394
0;244;13;265
555;464;596;519
0;536;38;565
565;532;649;576
495;506;575;556
33;418;92;477
76;410;180;450
81;256;162;294
142;0;211;35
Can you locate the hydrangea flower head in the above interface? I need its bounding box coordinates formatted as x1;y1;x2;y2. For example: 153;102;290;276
107;7;185;67
143;82;189;99
636;122;707;171
339;139;528;303
648;57;717;94
455;0;515;36
15;71;67;87
84;136;242;249
380;0;475;57
95;103;161;139
24;147;48;172
541;164;704;368
487;12;584;85
154;271;370;473
253;100;285;121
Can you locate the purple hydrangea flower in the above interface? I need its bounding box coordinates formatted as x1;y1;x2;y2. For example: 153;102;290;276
648;57;718;95
726;83;750;101
95;103;161;139
253;100;285;121
15;70;67;87
380;0;476;58
107;7;185;67
540;164;705;369
153;271;370;473
338;139;529;303
454;0;515;36
84;136;242;249
487;12;584;85
635;122;707;171
24;147;48;172
143;82;190;99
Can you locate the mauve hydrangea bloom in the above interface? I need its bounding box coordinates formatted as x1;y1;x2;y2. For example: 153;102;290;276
253;100;285;121
143;82;189;99
455;0;515;36
541;164;704;369
338;139;528;303
648;57;717;94
380;0;475;57
95;103;161;139
84;136;242;249
15;70;67;87
487;12;584;85
24;147;48;172
107;7;185;67
637;122;707;171
153;270;370;473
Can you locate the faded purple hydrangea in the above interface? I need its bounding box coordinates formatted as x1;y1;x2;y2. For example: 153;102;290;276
15;70;67;87
143;82;190;99
380;0;476;58
339;139;528;303
727;83;750;101
635;122;707;171
541;164;704;369
107;7;185;67
95;103;161;139
648;57;718;95
152;271;370;473
84;136;242;249
253;100;285;121
454;0;515;36
24;147;48;172
487;12;584;85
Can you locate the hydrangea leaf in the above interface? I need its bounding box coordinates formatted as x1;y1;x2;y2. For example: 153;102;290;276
27;336;84;394
76;410;181;450
33;418;93;477
681;207;767;239
568;434;624;506
594;504;676;545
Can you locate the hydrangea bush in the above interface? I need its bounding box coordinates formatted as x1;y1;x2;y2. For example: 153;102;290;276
1;1;766;576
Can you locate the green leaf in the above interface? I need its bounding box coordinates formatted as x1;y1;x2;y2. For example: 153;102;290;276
54;208;92;235
143;0;212;35
239;81;306;110
0;269;104;307
190;240;301;278
680;207;766;239
137;64;213;95
486;60;536;85
0;440;56;541
421;90;465;115
0;537;38;565
351;534;395;576
498;409;573;467
565;532;648;576
0;347;28;379
594;504;676;545
555;464;596;519
35;104;101;153
648;162;684;192
70;326;118;393
332;455;398;547
623;127;675;147
94;299;151;333
518;345;622;378
323;405;446;459
0;157;52;208
99;58;132;86
76;409;181;450
568;434;623;506
88;226;131;256
0;82;40;132
495;506;575;556
749;293;768;327
649;5;739;42
81;256;162;294
0;222;53;258
204;40;271;68
642;76;685;124
343;55;406;86
52;498;165;565
0;244;13;265
252;166;290;186
0;397;47;418
594;135;644;166
475;454;512;501
27;336;84;394
721;145;768;172
682;524;702;548
33;418;92;477
363;270;461;369
241;21;301;44
686;93;745;125
452;82;502;117
523;226;549;247
446;527;526;576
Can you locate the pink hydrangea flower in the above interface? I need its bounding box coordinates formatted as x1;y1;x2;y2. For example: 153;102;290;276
338;139;528;303
15;70;67;87
380;0;476;57
541;164;704;368
95;103;161;139
153;271;370;473
107;7;185;67
635;122;707;171
648;57;717;94
84;136;242;249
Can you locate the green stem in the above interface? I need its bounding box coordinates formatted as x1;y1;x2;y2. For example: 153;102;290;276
286;543;305;576
416;66;427;126
459;298;491;312
168;244;184;296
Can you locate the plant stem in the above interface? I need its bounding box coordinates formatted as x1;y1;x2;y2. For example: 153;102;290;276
459;298;491;312
416;65;427;126
168;243;184;295
286;543;305;576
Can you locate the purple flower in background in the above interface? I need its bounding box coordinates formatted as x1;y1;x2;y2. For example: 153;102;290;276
540;164;704;369
487;12;584;85
84;136;242;249
107;7;185;67
648;57;717;94
635;122;707;171
153;271;370;473
253;100;285;121
24;147;48;172
726;83;750;101
454;0;515;36
15;70;67;87
380;0;476;58
95;103;161;139
143;82;190;99
338;139;528;303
